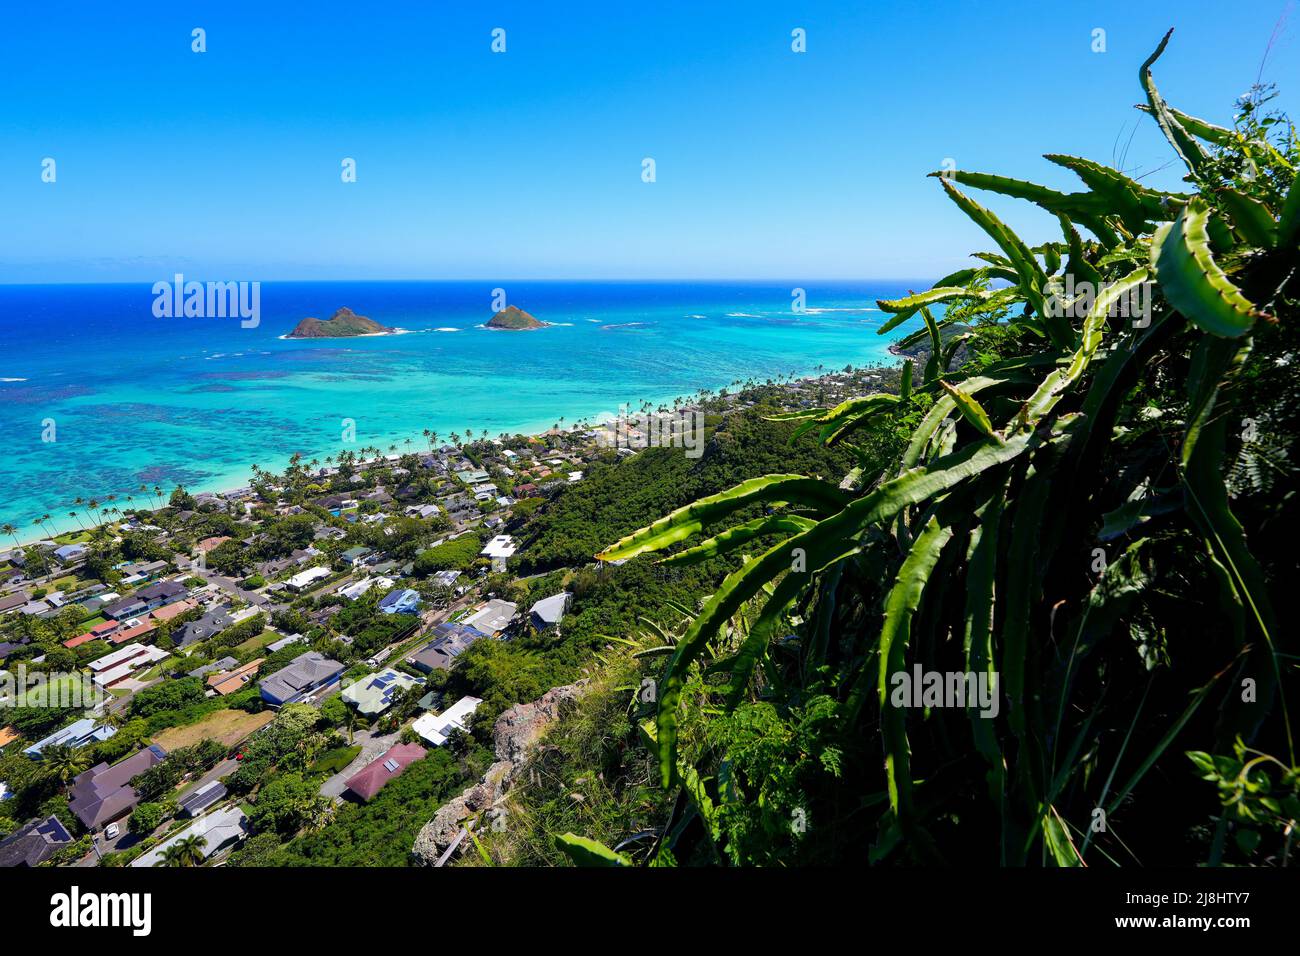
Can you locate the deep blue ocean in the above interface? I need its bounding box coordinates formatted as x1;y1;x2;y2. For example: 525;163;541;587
0;280;925;538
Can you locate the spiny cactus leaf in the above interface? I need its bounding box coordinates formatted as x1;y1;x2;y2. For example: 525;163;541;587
1137;103;1233;146
1139;29;1209;177
596;474;851;561
1151;198;1265;338
936;179;1069;345
876;287;984;333
554;833;631;867
1216;188;1278;247
939;380;997;439
656;514;816;566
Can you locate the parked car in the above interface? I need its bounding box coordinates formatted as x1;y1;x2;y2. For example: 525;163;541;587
105;823;120;840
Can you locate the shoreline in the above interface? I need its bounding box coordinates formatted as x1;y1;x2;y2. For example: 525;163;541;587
4;356;900;550
277;327;414;341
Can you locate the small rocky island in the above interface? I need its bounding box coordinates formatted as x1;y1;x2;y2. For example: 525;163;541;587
286;307;396;339
485;305;546;330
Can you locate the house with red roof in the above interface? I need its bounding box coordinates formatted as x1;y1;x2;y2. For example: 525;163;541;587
342;743;426;802
106;617;157;645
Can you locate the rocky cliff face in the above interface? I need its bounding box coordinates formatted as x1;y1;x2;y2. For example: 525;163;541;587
411;680;587;865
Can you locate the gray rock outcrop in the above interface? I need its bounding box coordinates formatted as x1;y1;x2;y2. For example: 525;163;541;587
412;680;586;865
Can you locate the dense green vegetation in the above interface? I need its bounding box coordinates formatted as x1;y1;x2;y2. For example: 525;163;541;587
412;534;483;574
239;746;488;867
429;408;872;734
506;37;1298;868
514;412;860;575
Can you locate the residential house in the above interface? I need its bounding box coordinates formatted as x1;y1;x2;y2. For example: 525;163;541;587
24;718;116;759
377;588;420;615
53;543;89;564
340;546;373;568
286;566;331;592
117;559;168;585
172;608;233;650
341;668;424;717
130;805;249;867
208;659;264;696
529;592;571;631
342;743;426;802
187;656;238;679
412;696;481;747
259;651;344;707
149;598;196;625
68;744;166;830
101;580;187;621
178;780;227;817
90;644;168;689
265;634;305;654
462;599;518;636
480;535;518;571
338;576;393;601
0;815;74;867
431;570;461;590
103;616;157;646
407;623;486;674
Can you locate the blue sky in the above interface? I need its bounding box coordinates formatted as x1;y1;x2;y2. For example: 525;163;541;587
1;0;1296;282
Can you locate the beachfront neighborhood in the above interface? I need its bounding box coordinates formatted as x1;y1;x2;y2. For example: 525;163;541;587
0;369;887;867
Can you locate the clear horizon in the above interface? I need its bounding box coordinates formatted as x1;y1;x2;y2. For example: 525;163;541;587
2;0;1296;283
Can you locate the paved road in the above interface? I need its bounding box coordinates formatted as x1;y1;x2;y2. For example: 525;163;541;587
179;756;240;796
187;563;277;609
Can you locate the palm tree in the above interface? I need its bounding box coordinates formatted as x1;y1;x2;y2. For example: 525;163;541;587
42;744;90;784
67;511;84;530
29;519;51;574
158;835;207;867
2;523;18;549
303;798;333;833
343;708;366;745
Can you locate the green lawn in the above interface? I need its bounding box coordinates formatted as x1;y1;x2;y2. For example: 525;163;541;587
307;745;363;776
236;629;282;654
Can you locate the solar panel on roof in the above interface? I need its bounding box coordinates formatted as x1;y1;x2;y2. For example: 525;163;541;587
383;758;400;772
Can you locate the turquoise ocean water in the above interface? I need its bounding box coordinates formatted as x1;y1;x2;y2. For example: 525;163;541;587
0;280;923;539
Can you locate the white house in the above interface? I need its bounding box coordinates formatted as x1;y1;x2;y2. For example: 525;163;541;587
286;566;330;592
412;695;482;746
337;576;394;601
